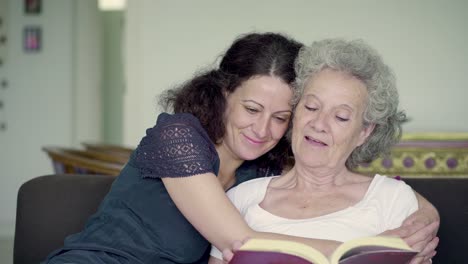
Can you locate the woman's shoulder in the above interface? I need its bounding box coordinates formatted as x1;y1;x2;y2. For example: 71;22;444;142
372;174;407;187
366;174;414;197
227;177;277;212
228;177;276;198
142;112;211;142
155;112;202;128
131;112;218;179
356;174;416;213
236;176;276;189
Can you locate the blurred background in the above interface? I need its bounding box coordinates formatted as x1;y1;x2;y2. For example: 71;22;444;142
0;0;467;262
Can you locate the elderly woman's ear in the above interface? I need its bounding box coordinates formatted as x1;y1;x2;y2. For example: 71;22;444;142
357;123;375;147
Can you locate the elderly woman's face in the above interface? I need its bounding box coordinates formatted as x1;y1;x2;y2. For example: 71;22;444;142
291;69;374;169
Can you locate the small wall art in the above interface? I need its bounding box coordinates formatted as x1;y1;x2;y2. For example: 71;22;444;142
23;26;41;52
24;0;41;15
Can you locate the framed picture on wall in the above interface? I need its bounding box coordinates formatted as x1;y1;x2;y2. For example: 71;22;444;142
23;26;41;52
24;0;41;15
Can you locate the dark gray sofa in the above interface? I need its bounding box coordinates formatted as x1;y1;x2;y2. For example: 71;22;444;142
404;177;467;264
14;174;114;264
13;174;468;264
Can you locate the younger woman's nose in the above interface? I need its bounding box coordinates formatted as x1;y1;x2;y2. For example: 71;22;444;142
253;116;270;139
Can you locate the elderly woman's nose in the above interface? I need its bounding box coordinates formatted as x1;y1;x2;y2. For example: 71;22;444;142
310;111;328;132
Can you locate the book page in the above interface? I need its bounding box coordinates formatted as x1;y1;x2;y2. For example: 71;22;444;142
338;250;417;264
330;236;415;264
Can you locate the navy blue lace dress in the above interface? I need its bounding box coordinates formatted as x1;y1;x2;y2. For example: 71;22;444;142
44;113;281;264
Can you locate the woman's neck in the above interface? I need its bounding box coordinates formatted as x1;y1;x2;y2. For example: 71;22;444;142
215;144;244;190
279;163;352;191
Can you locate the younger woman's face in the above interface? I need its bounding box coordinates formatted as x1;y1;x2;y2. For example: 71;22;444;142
220;75;293;162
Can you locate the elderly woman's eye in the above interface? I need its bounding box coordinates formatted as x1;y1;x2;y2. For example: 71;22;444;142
305;105;317;111
336;116;349;122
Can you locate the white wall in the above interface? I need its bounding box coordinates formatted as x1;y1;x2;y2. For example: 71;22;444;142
124;0;468;146
73;1;102;144
0;0;101;237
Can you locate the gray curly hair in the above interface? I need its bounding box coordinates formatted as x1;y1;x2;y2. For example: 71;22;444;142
294;38;407;169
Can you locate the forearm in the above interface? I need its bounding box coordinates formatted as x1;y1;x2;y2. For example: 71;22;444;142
380;190;440;263
163;173;253;251
414;192;439;224
164;173;340;257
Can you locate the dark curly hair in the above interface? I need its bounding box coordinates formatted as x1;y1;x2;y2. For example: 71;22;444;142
159;32;303;173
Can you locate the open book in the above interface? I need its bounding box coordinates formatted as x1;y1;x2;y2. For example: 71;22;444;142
230;236;417;264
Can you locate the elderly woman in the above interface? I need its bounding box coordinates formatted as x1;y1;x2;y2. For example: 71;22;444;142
209;39;438;264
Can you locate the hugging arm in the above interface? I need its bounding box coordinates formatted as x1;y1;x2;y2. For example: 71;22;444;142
149;116;339;259
163;174;341;257
382;191;439;264
406;192;439;264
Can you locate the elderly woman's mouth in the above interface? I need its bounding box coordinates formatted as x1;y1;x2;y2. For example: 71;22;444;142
305;136;328;146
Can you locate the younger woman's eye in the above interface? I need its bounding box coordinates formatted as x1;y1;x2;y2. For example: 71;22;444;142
245;106;259;114
274;116;289;123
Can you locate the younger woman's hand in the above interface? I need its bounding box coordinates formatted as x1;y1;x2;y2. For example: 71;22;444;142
381;221;439;264
222;238;249;263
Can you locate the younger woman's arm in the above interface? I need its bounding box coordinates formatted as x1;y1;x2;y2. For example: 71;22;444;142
163;174;340;256
149;115;339;256
385;192;439;264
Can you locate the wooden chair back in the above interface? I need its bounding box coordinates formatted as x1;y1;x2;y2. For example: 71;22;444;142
42;147;123;176
66;148;129;165
81;142;134;156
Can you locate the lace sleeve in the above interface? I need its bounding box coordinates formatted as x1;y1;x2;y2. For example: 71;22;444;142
134;113;219;179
